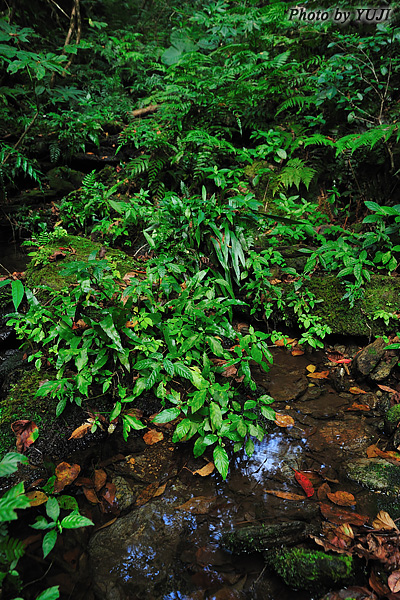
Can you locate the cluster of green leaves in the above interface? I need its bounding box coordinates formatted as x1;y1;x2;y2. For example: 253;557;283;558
0;452;92;600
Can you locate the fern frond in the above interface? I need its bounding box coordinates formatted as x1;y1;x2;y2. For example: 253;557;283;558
277;158;316;191
335;124;397;155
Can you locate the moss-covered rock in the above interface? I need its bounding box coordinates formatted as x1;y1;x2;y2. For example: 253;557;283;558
0;368;59;455
266;547;353;593
221;521;314;554
345;458;400;496
25;235;138;290
384;404;400;435
277;275;400;336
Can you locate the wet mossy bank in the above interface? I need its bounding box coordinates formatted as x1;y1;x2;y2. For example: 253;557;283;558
278;274;400;337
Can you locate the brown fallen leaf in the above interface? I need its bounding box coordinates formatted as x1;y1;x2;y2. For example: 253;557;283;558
49;250;66;262
388;572;400;594
100;482;117;511
25;490;48;507
320;502;369;526
153;483;167;497
94;517;118;532
83;487;99;504
221;365;239;378
54;462;81;493
193;462;215;477
317;482;331;501
176;496;217;515
377;384;398;394
94;468;107;492
347;403;371;412
11;420;39;452
143;429;164;445
349;386;368;394
372;510;398;531
68;422;92;440
264;490;306;501
326;491;356;507
274;413;295;427
135;481;160;507
274;338;296;347
307;371;330;379
291;348;304;356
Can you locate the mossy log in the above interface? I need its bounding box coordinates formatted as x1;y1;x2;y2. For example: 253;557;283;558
221;521;315;554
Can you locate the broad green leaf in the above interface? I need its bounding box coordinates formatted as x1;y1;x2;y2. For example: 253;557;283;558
245;439;255;457
11;279;24;311
188;389;207;412
174;361;194;381
36;586;60;600
152;407;181;423
42;529;57;558
261;405;276;420
122;414;146;430
0;452;28;477
46;497;60;522
210;402;222;430
163;358;174;377
172;419;191;442
206;336;225;357
98;314;123;351
213;445;229;480
145;368;159;390
60;511;94;529
0;482;30;522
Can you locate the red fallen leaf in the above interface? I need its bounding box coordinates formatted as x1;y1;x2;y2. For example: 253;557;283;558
53;462;81;493
294;471;314;497
68;422;92;439
377;384;398;394
388;572;400;593
11;420;38;452
326;491;356;507
320;502;369;526
94;469;107;492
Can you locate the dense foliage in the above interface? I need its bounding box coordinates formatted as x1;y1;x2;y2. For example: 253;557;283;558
1;0;400;594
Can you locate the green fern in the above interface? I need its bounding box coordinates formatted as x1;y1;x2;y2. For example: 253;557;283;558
276;158;316;192
335;124;397;155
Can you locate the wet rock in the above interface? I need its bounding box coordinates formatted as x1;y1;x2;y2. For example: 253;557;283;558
296;386;324;402
370;355;398;381
362;392;380;410
47;166;84;194
384;404;400;435
221;521;315;554
265;547;353;593
112;475;136;510
267;374;308;403
209;589;246;600
88;498;195;600
114;443;177;483
345;458;400;496
306;416;377;456
353;338;386;376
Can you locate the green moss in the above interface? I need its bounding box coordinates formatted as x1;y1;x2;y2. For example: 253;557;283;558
25;235;138;290
346;458;400;496
385;404;400;425
278;274;400;336
266;547;353;593
0;369;58;456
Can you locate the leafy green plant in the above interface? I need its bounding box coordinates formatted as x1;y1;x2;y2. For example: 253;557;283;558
0;452;60;600
31;496;93;559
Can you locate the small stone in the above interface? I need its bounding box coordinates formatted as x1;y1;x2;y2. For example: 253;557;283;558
353;338;386;376
369;355;398;381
